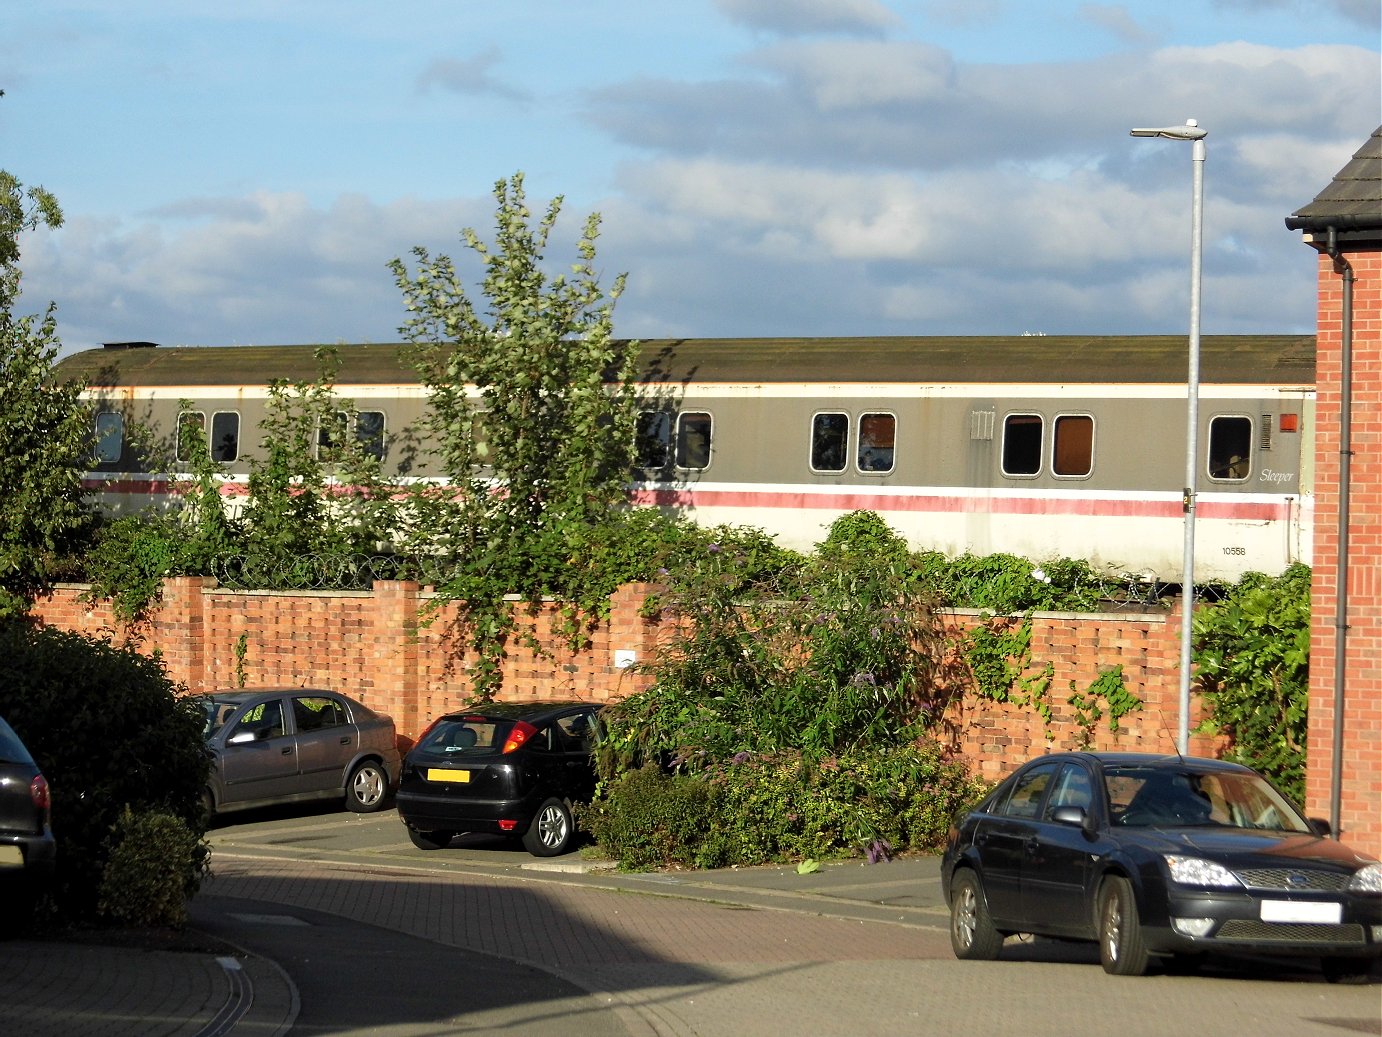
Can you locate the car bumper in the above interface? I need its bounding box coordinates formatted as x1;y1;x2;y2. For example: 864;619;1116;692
395;788;539;834
1143;889;1382;959
0;831;57;873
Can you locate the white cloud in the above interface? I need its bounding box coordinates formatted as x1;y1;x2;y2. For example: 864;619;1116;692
714;0;903;36
750;41;957;108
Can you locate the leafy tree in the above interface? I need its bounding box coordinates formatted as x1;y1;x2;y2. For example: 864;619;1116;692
1193;563;1311;801
241;347;398;571
390;173;641;695
0;170;91;618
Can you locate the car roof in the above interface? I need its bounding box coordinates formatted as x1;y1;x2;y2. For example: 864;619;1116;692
438;700;600;722
207;688;339;701
1023;751;1253;774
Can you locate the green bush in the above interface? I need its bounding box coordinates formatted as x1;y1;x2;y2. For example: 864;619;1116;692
585;743;987;870
97;807;210;929
0;622;211;926
579;764;725;870
1194;564;1311;801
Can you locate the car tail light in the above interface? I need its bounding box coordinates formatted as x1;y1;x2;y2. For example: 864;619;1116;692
31;774;50;812
502;721;537;754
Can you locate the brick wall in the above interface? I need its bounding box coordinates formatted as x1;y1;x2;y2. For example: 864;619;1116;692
1306;246;1382;856
30;578;1209;771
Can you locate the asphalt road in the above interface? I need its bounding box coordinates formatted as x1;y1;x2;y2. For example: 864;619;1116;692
199;802;1382;1037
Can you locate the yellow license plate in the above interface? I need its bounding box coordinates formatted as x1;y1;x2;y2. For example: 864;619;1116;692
0;845;23;868
428;769;471;783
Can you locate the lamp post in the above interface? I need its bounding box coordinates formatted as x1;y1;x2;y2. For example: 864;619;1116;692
1130;118;1207;756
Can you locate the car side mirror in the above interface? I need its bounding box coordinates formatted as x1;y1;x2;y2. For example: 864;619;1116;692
1051;805;1090;830
227;731;256;746
1307;817;1333;837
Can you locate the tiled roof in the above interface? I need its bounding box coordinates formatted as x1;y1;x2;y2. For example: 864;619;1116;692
1285;125;1382;233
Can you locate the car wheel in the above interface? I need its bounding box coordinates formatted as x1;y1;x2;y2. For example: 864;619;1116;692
201;788;216;821
346;761;388;812
407;827;454;851
949;870;1004;960
1097;876;1150;976
522;797;574;857
1321;956;1373;985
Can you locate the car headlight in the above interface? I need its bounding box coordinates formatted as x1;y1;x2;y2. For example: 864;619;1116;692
1164;855;1242;888
1348;863;1382;893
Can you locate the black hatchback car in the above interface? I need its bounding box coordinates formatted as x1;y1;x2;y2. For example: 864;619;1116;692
396;700;603;857
0;714;56;886
941;752;1382;982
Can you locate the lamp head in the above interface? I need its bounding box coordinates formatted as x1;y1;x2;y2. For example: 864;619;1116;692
1130;118;1207;141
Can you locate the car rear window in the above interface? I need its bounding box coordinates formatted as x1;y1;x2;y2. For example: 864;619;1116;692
0;717;35;765
417;717;513;755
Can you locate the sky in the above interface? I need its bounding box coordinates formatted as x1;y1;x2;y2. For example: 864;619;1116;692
4;0;1380;357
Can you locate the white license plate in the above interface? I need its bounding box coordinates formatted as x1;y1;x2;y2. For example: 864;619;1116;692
0;845;23;868
1259;899;1342;923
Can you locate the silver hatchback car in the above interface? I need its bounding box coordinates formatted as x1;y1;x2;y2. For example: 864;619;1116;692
199;688;400;817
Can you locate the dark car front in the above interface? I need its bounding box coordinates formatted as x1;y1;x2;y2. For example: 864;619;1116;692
1116;819;1382;963
942;751;1382;979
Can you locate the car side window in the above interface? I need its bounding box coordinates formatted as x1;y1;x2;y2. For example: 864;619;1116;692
293;696;347;732
231;700;285;741
525;724;557;754
996;762;1057;820
554;711;599;753
1043;764;1094;819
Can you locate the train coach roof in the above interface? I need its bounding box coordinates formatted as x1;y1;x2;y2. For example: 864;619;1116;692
56;335;1316;388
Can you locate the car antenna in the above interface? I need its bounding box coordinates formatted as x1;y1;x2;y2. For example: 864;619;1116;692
1158;710;1185;763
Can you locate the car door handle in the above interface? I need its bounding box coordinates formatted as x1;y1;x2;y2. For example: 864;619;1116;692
281;747;293;756
339;736;351;745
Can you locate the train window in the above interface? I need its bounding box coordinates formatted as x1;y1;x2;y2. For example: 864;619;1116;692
676;412;712;470
857;413;896;473
812;413;849;473
94;411;124;464
1208;415;1252;481
317;411;350;462
1052;414;1093;477
357;411;386;461
176;411;205;463
211;412;240;463
1002;414;1043;477
635;411;671;469
469;412;492;467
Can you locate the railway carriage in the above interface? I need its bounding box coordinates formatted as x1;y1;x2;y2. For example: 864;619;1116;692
55;334;1316;583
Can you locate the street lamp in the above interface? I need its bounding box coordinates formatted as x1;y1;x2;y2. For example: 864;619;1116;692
1130;118;1207;756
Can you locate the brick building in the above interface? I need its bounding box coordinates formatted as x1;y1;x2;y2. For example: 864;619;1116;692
1286;126;1382;853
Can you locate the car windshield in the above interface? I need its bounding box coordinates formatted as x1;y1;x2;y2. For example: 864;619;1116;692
200;698;242;740
1106;766;1311;831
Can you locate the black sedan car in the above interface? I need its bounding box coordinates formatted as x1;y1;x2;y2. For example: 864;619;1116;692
199;688;400;816
0;714;56;889
396;700;603;857
941;752;1382;982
